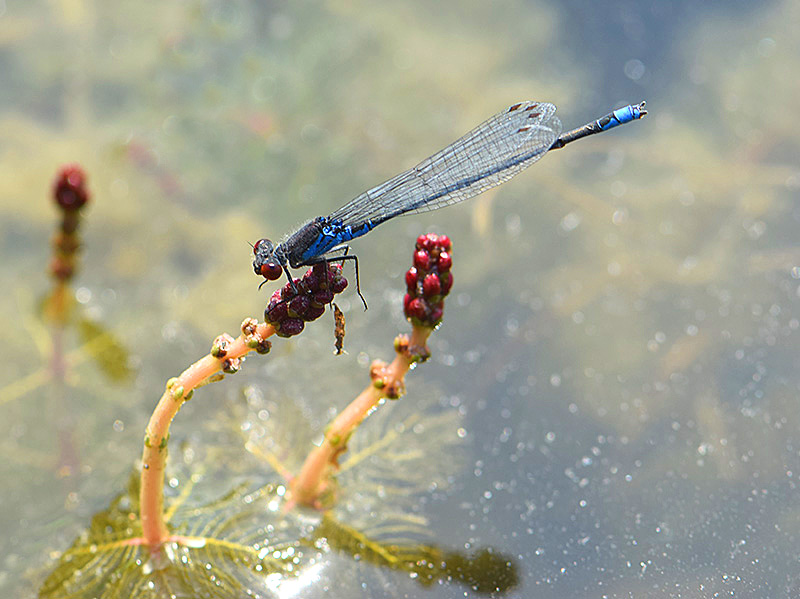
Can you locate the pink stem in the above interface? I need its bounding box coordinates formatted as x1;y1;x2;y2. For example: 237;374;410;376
140;321;275;548
291;325;432;508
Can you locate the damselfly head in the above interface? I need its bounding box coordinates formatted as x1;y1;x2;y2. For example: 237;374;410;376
253;238;283;280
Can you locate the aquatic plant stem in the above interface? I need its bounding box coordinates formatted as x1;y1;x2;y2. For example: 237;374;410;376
43;165;90;476
140;320;275;548
290;324;433;508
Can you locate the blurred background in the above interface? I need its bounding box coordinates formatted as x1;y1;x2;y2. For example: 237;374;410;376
2;0;799;597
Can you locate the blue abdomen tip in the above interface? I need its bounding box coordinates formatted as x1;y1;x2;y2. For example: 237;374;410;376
600;101;647;131
612;104;640;124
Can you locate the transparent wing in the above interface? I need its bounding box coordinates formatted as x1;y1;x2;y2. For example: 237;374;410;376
328;101;561;228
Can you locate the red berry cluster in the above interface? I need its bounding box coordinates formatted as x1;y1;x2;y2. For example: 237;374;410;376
264;263;348;337
53;164;90;213
403;234;453;327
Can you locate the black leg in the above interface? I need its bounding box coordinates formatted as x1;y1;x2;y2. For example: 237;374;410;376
332;254;367;310
306;251;368;310
282;264;298;292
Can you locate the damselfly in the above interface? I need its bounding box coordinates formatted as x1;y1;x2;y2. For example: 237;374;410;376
253;100;647;306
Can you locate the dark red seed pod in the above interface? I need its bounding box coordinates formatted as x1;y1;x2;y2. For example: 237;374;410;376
403;293;412;312
422;273;441;298
440;271;453;295
331;274;348;293
405;267;419;291
438;235;452;251
304;303;326;321
277;318;305;337
429;305;444;324
53;165;90;211
280;281;302;300
260;262;283;281
288;295;311;317
313;289;335;305
413;250;430;271
265;300;289;323
261;263;349;338
416;234;428;249
437;251;452;271
406;297;428;320
302;271;320;289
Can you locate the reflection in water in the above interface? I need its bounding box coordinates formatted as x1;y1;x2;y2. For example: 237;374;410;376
314;513;518;595
40;473;517;598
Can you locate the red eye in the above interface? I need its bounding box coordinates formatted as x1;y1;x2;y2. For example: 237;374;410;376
260;261;283;281
253;238;271;255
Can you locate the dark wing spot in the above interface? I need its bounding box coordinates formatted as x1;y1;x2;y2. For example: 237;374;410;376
517;126;531;132
508;103;523;112
527;112;541;119
524;103;539;111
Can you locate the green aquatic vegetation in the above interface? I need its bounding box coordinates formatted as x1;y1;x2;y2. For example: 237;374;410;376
39;389;516;597
40;471;516;598
39;475;295;599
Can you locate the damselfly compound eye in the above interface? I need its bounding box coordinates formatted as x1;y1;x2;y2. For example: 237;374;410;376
253;238;272;255
260;261;283;281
